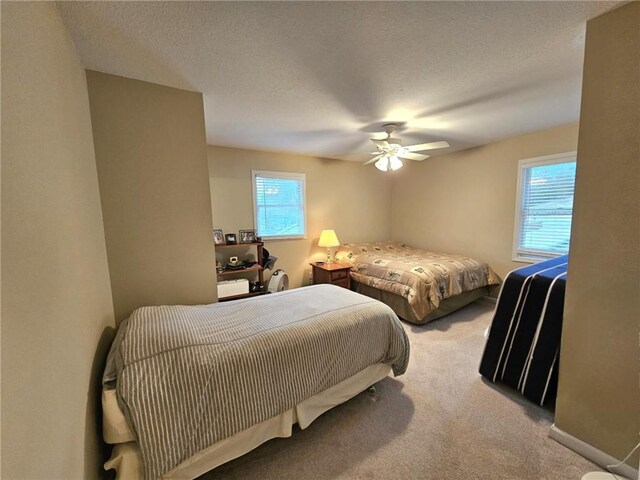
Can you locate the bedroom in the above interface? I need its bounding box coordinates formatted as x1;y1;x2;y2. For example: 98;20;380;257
2;1;638;479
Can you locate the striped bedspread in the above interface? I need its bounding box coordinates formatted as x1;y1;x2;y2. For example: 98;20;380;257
103;285;410;479
479;255;568;405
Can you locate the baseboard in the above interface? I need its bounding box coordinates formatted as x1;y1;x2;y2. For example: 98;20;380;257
549;424;638;480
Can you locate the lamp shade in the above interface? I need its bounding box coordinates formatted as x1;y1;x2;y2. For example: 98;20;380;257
375;155;403;172
318;229;340;248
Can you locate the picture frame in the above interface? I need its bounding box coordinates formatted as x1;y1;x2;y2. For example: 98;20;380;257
239;229;257;244
213;229;225;245
225;233;237;245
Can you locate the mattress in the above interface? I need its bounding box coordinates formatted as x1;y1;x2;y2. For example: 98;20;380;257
336;241;500;324
479;255;568;405
103;284;409;479
103;363;392;479
353;282;490;324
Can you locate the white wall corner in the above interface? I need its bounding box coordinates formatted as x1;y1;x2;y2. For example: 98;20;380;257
549;424;639;480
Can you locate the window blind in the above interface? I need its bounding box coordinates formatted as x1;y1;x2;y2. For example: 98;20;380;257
515;158;576;259
253;172;306;239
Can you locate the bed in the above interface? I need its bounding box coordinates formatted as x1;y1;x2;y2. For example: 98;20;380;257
102;284;410;479
479;255;568;406
335;241;500;324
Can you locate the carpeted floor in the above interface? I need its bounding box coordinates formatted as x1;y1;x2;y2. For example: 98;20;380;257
200;300;599;480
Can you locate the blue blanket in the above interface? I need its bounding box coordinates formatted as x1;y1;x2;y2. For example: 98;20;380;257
479;255;568;405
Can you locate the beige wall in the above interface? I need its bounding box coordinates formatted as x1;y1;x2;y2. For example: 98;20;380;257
555;2;639;468
208;146;392;288
390;123;579;281
86;71;218;322
1;3;115;478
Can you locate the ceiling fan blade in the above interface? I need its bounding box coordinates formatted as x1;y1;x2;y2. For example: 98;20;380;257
405;141;450;152
399;152;429;161
371;139;389;149
363;154;383;165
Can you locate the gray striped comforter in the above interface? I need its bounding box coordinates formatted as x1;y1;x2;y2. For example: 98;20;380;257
103;285;409;479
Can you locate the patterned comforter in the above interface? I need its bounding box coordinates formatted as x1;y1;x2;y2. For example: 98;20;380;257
336;241;500;321
103;284;409;479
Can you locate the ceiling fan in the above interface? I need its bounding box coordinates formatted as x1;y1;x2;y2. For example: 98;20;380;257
364;124;450;171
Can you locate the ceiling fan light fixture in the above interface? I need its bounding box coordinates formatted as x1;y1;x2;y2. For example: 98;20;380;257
364;123;449;170
375;155;403;172
375;156;390;171
389;155;403;171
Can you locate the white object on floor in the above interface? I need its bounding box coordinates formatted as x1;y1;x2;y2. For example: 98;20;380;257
217;278;249;298
550;425;638;480
582;473;630;480
267;269;288;292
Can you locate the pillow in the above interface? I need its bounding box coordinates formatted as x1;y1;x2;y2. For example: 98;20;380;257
335;241;408;263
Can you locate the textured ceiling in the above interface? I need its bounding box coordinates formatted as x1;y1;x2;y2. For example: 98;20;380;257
57;1;619;161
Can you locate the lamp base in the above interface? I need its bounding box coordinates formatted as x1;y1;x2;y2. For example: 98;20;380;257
325;248;336;265
326;248;334;264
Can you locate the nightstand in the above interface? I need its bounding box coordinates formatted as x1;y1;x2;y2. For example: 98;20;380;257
310;262;351;289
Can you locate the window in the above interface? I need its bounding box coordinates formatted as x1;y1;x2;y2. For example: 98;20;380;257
513;152;577;262
252;170;306;240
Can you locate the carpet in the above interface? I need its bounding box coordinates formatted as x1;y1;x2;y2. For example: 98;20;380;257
200;300;599;479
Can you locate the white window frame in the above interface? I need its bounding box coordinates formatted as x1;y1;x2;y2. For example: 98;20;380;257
512;151;577;263
251;170;307;241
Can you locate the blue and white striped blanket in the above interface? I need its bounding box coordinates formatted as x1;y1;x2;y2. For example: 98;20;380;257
479;255;568;405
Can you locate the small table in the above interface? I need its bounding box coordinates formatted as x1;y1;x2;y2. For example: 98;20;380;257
310;262;351;289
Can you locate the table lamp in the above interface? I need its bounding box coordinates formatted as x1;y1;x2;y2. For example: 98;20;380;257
318;229;340;264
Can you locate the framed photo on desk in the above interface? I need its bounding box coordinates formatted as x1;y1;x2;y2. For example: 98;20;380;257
213;229;225;245
240;229;257;244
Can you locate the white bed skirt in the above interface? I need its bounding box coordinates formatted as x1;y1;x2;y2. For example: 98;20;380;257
103;363;392;479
